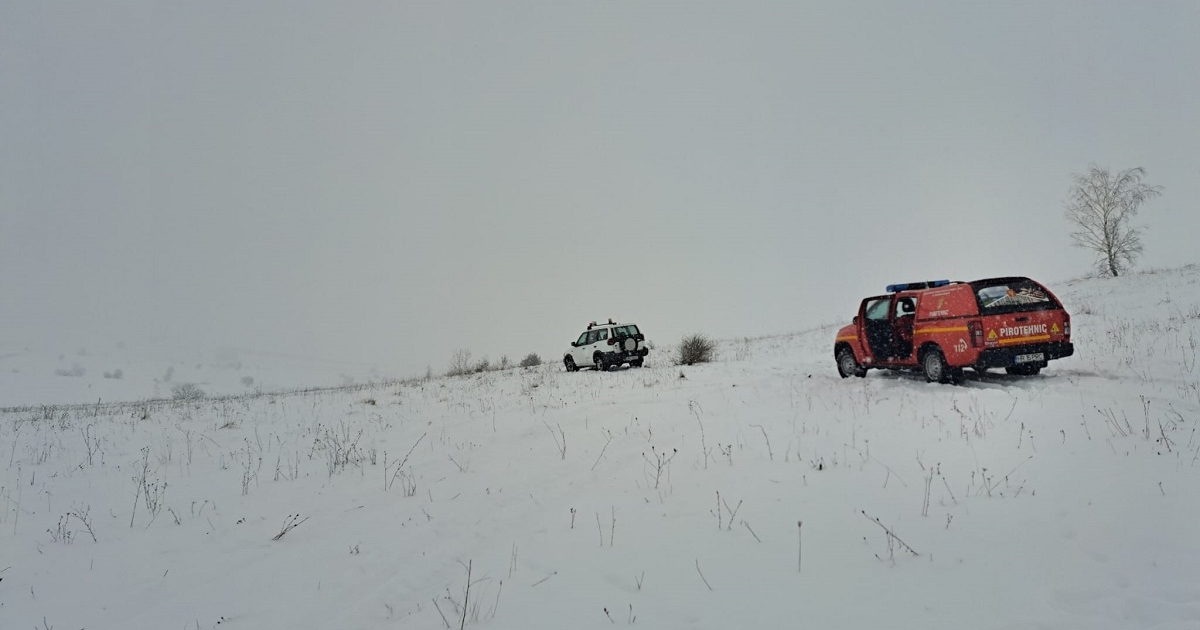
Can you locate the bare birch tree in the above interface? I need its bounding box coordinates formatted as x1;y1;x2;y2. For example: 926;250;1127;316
1063;165;1162;277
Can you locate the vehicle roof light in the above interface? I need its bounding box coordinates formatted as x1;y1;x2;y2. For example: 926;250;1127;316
886;280;950;293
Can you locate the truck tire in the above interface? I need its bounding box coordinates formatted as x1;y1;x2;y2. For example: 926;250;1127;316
922;347;950;383
837;347;866;378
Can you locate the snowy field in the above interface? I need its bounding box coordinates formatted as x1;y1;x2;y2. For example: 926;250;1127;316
0;341;400;410
2;266;1199;630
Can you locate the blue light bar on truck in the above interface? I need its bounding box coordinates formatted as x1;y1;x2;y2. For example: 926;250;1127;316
886;280;950;293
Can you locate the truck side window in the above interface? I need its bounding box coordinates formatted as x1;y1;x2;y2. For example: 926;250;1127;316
865;298;891;321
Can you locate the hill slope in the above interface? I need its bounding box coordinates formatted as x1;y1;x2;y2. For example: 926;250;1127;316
0;340;400;409
2;267;1199;629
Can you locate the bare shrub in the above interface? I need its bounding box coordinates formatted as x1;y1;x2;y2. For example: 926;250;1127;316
677;333;716;366
317;422;366;477
171;382;205;400
520;353;542;368
447;349;473;377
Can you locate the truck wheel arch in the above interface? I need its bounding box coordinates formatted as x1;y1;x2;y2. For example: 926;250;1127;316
916;342;941;365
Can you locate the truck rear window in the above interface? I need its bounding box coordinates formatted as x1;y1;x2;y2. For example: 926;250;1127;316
972;279;1059;314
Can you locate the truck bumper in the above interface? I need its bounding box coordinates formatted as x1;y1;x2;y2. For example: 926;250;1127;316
607;348;649;363
976;341;1074;369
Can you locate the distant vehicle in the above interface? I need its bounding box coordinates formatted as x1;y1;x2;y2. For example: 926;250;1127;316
834;277;1074;383
564;320;649;372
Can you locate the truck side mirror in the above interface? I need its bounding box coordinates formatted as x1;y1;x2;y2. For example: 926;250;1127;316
853;316;859;325
570;341;577;347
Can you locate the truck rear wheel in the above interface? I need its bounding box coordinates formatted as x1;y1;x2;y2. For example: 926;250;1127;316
922;347;950;383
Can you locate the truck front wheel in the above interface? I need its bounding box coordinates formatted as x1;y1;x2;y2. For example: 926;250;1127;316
837;347;866;378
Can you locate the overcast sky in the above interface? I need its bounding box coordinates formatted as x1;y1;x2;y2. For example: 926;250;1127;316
3;1;1198;377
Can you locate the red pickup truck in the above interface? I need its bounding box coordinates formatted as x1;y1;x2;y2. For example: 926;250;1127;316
834;277;1074;383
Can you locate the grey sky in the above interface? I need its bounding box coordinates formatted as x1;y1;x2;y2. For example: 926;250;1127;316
3;1;1198;377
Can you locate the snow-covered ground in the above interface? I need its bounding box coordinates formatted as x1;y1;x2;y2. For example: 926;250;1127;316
0;341;403;409
2;266;1199;629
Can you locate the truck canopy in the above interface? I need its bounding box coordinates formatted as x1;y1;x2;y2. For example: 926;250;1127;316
970;277;1060;315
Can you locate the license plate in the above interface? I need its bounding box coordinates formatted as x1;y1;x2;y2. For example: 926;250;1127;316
1015;353;1044;364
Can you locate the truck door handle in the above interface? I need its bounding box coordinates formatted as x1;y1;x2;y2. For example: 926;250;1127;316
1015;316;1030;322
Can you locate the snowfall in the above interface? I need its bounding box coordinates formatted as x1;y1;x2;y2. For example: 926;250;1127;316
2;266;1199;630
